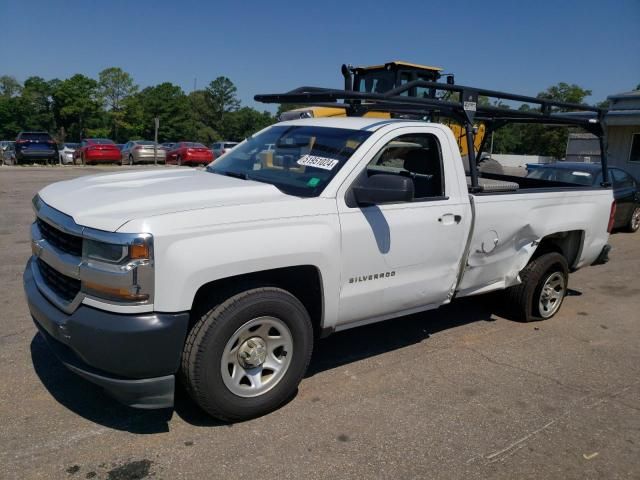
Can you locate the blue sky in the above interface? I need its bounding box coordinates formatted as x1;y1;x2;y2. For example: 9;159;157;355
1;0;638;112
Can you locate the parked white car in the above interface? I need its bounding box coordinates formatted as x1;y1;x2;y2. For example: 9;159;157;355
58;143;79;164
211;141;239;158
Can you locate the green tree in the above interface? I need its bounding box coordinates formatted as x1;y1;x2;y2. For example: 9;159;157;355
0;96;22;138
221;107;275;141
492;83;593;159
0;75;22;98
19;76;57;132
537;82;591;105
134;83;191;141
52;74;102;140
98;67;138;140
205;76;240;131
185;90;218;143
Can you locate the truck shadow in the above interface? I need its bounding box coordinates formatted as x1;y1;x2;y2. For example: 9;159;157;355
31;295;501;432
307;295;497;376
30;334;176;434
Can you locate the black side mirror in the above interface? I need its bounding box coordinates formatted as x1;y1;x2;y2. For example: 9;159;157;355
352;174;414;206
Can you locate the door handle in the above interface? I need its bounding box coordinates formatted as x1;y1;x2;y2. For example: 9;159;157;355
438;214;462;225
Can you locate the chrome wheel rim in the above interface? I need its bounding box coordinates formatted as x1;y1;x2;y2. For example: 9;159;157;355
538;271;565;318
631;208;640;231
221;316;293;398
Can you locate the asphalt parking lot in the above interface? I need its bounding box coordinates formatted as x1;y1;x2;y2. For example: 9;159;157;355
1;166;639;480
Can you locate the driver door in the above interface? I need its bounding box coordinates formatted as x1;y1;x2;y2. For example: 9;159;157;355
336;126;470;327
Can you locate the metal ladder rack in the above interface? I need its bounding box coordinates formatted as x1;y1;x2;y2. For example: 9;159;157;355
255;79;609;191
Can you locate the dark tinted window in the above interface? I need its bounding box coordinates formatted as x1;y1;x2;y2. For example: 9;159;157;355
89;139;115;145
20;133;51;141
610;169;635;188
185;142;205;148
630;133;640;163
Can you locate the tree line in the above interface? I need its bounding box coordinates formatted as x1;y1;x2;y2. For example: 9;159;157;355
1;70;638;158
0;68;276;144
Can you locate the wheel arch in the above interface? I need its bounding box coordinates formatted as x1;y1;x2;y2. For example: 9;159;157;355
190;265;325;339
532;230;584;271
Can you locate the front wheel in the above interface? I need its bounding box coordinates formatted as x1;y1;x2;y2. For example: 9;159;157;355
504;252;569;322
627;206;640;233
181;287;313;422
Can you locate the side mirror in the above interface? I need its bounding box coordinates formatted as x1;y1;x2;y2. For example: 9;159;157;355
352;174;414;206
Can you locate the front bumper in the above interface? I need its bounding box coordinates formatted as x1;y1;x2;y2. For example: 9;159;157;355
24;258;190;408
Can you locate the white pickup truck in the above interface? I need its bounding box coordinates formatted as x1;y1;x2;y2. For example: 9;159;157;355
24;116;614;421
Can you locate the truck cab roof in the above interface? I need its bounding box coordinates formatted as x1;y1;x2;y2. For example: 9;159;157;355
276;116;429;132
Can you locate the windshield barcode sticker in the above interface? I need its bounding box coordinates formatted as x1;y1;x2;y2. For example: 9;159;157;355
297;155;339;170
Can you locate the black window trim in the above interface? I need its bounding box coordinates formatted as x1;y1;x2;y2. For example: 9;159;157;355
628;132;640;164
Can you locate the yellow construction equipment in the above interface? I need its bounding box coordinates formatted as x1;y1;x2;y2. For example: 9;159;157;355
278;61;485;157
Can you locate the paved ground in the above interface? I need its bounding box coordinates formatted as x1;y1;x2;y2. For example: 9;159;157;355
1;166;639;480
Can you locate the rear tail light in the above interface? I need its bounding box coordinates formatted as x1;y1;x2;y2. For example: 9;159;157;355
134;146;142;150
16;139;28;144
607;200;616;233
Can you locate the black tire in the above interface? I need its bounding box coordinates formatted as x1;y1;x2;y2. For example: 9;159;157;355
181;287;313;422
504;252;569;322
129;154;134;166
626;206;640;233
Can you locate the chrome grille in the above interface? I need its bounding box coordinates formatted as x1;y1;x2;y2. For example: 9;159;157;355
36;218;82;256
37;258;81;302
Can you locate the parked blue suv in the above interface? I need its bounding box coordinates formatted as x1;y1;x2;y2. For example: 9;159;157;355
15;131;58;164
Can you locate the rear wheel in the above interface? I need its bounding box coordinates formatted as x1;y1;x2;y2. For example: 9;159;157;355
627;207;640;233
504;252;569;322
181;287;313;422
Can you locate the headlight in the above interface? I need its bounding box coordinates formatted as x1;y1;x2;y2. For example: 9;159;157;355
83;238;151;264
81;233;154;304
84;239;128;264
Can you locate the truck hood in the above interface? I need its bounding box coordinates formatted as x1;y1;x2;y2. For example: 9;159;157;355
38;168;288;232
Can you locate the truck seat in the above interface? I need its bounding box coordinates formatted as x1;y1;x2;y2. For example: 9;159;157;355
403;148;443;198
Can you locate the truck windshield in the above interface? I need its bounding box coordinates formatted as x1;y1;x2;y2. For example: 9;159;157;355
207;125;372;197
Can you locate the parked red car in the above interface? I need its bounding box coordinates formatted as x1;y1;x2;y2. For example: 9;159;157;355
166;142;214;166
73;138;121;164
